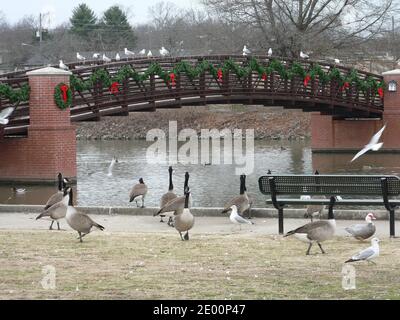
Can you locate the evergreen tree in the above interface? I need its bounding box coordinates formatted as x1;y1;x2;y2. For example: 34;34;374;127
99;6;136;49
70;3;97;39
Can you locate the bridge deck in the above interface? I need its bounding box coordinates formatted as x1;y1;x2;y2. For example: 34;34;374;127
0;55;384;137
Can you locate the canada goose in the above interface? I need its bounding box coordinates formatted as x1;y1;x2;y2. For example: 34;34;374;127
65;188;104;242
159;166;177;223
36;187;70;230
107;157;118;177
155;172;191;217
228;205;254;230
129;178;148;208
243;176;254;219
285;197;336;255
345;238;380;264
345;213;376;241
221;175;250;215
44;173;69;210
304;195;326;222
174;190;194;241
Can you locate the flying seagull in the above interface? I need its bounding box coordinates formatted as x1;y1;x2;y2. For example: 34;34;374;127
77;52;86;61
351;124;386;162
125;48;135;56
268;48;273;57
242;45;251;56
59;60;68;71
345;237;380;264
300;51;309;59
0;107;15;125
159;46;169;56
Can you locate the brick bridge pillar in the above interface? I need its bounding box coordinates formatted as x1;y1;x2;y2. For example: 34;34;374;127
0;67;76;183
311;69;400;154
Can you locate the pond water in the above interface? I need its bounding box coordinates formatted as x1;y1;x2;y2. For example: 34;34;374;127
1;139;400;208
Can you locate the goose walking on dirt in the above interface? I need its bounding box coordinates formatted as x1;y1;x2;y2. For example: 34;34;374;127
345;238;380;264
65;188;104;242
129;178;148;208
222;175;250;216
345;213;376;241
174;189;194;241
285;197;336;255
36;187;70;230
159;166;177;223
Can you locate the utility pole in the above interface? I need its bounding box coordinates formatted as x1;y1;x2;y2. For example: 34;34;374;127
39;13;43;45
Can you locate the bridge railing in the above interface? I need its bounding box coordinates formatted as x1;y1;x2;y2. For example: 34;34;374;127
0;55;384;136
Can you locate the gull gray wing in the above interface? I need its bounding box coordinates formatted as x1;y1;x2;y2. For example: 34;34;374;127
234;214;252;225
352;247;375;261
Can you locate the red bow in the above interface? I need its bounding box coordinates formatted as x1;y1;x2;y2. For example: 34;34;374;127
378;87;384;98
110;82;120;94
261;73;267;81
169;73;176;86
217;69;223;83
60;84;69;102
303;75;311;87
340;82;350;91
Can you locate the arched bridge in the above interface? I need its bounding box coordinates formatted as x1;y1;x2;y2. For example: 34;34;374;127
0;55;384;137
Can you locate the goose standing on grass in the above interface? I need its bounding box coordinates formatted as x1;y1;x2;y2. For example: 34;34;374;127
159;166;177;223
36;187;70;230
44;173;69;210
345;213;376;241
107;157;118;177
0;107;15;125
174;189;194;241
228;205;254;230
221;175;250;215
285;197;336;255
129;178;148;208
345;238;380;264
155;172;191;218
65;188;105;242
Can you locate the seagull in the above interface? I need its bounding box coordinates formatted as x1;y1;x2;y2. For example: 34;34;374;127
334;58;340;64
159;46;169;56
124;48;135;57
76;52;86;61
0;107;15;125
139;49;146;55
102;54;111;63
268;48;273;57
228;205;254;230
115;53;121;61
107;157;118;177
300;51;309;59
147;50;153;57
242;45;251;56
345;237;380;264
350;124;386;162
93;53;100;59
59;60;69;70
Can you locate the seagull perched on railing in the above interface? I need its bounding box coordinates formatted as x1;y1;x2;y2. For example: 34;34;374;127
300;51;309;59
242;45;251;56
115;53;121;61
351;124;386;162
93;53;100;59
59;60;69;71
268;48;273;57
159;46;169;56
125;48;135;57
139;49;146;56
0;107;15;125
77;52;86;61
102;54;111;63
147;50;153;57
334;58;341;64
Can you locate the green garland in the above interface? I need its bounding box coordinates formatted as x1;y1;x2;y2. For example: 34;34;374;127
54;83;73;110
69;58;385;97
0;83;30;104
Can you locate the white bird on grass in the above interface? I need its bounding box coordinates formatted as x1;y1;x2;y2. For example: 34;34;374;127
345;237;380;264
242;45;251;56
107;157;118;177
102;54;111;63
77;52;86;61
351;124;386;162
0;107;15;125
93;53;100;59
159;46;169;56
59;60;69;70
139;49;146;55
300;51;309;59
125;48;135;57
228;205;254;230
147;50;153;57
268;48;273;57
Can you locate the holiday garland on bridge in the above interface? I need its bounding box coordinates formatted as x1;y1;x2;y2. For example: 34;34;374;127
0;83;30;104
68;58;386;99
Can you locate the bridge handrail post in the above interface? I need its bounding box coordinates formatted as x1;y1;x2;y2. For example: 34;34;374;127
198;57;206;105
149;73;156;111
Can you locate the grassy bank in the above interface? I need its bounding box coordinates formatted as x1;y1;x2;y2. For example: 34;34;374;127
0;230;399;299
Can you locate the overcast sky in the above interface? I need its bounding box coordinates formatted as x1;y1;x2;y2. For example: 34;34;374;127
0;0;202;27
